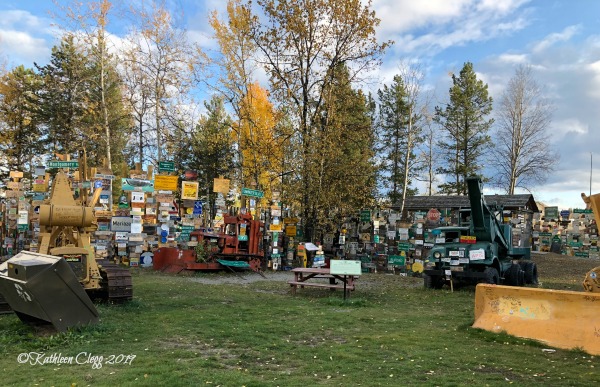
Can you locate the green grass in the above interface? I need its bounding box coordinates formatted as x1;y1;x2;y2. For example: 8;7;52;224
0;270;598;386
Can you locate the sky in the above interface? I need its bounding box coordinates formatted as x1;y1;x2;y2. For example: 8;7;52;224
1;0;600;211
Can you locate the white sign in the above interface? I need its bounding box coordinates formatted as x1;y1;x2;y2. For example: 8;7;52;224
111;217;132;232
330;260;362;276
469;249;486;261
131;192;145;203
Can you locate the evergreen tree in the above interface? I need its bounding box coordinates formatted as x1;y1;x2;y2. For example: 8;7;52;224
0;65;46;177
434;62;493;194
35;36;95;159
177;96;235;221
311;64;377;237
377;73;424;208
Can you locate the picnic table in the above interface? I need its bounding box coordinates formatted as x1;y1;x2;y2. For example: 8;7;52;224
288;267;356;296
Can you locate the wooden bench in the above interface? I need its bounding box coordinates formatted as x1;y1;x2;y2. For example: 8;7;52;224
288;267;357;295
287;281;355;292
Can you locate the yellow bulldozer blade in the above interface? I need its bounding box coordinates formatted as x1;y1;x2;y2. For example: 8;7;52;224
473;284;600;355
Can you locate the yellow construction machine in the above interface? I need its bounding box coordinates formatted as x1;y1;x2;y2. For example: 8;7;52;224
580;192;600;292
472;191;600;356
37;171;132;302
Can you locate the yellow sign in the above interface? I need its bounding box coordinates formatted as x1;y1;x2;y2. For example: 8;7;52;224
33;184;47;192
154;175;179;191
213;177;230;194
181;181;199;200
286;225;297;237
9;171;23;178
270;224;283;232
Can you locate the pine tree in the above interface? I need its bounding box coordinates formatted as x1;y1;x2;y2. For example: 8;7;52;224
0;65;46;177
377;72;424;209
434;62;493;194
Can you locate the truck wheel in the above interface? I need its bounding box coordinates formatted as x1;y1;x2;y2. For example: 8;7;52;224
424;274;444;289
504;264;524;286
483;267;499;285
520;261;539;285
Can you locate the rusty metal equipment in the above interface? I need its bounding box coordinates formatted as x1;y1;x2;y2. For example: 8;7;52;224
473;283;600;355
153;213;265;275
424;177;536;288
0;251;99;331
36;171;132;302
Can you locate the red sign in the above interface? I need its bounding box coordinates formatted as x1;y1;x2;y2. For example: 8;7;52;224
426;208;441;222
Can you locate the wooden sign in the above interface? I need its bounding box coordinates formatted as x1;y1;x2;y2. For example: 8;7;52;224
213;177;230;194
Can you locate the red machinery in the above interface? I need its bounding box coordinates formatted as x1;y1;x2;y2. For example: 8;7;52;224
153;213;265;274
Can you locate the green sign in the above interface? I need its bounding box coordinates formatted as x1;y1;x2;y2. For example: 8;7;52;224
575;251;589;257
398;242;412;251
159;161;175;172
568;241;583;247
241;188;264;198
17;224;29;232
573;209;593;214
388;255;406;266
360;209;371;222
544;206;559;219
538;232;552;237
48;160;79;168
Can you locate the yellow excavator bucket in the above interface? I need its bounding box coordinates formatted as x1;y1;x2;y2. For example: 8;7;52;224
473;284;600;355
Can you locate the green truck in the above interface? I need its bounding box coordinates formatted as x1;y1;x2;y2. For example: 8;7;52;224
423;177;538;289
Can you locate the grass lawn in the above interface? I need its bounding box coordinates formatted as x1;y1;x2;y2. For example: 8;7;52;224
0;252;598;386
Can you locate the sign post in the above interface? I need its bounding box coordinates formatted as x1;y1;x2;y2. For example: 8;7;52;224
330;260;361;301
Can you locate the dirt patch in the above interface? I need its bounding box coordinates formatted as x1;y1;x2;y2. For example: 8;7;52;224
531;251;600;279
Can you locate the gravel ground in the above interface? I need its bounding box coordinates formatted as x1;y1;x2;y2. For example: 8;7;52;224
185;251;600;287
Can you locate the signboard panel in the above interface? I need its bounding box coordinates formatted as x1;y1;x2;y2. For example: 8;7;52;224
121;178;154;192
213;178;230;194
48;160;79;168
154;175;179;191
360;210;371;222
330;260;362;276
181;181;199;200
241;187;264;198
388;255;406;266
544;206;559;220
158;161;175;172
111;216;133;232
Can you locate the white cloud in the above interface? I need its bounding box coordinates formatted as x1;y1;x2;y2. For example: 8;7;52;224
497;53;528;64
587;60;600;98
550;118;588;136
532;25;581;53
374;0;532;56
0;30;51;67
0;10;56;67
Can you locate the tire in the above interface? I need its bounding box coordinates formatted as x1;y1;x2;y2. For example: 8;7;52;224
483;267;500;285
424;274;444;289
504;263;524;286
520;261;539;285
